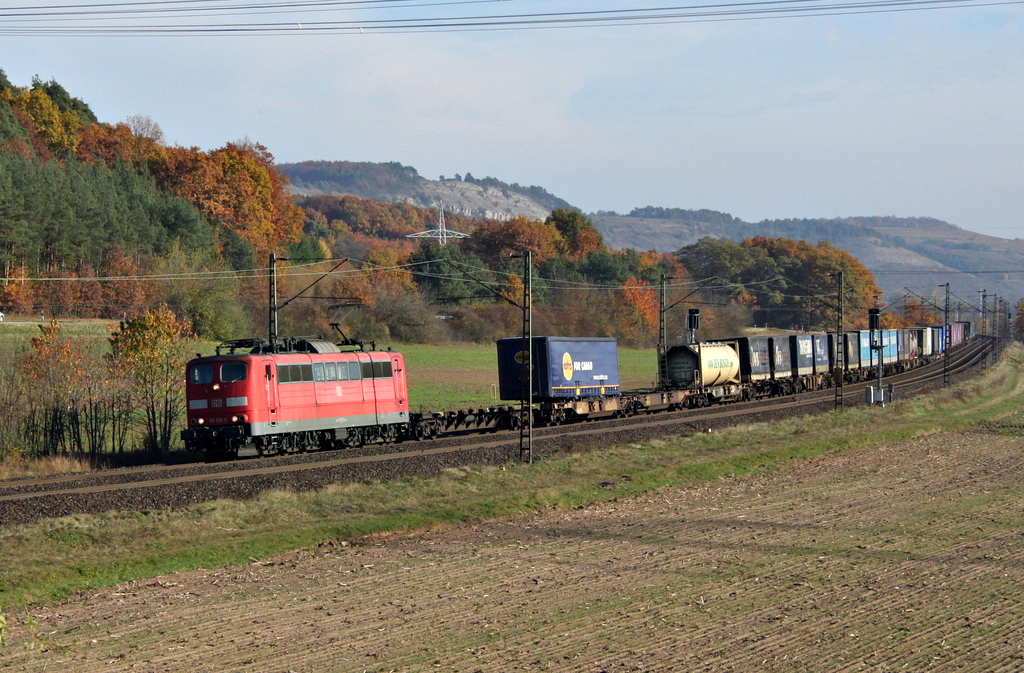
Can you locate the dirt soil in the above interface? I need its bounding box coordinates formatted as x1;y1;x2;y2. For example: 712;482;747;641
3;428;1023;672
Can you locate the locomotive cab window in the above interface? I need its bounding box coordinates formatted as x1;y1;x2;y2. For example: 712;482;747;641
189;365;213;385
360;361;393;379
220;363;247;383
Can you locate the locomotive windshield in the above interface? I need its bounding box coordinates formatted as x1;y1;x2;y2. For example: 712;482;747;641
221;363;247;383
189;365;213;385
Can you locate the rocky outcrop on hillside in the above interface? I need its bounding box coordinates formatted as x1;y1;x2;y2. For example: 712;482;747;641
281;161;558;221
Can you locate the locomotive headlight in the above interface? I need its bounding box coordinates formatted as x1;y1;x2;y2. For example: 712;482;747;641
212;384;221;391
230;414;248;423
197;418;205;425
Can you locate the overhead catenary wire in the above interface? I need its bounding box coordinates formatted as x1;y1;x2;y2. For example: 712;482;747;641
0;0;1018;35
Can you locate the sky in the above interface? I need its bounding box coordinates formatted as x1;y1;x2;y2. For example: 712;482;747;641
1;0;1022;239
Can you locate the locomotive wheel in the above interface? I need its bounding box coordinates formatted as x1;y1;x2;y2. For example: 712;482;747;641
256;437;278;457
343;428;363;449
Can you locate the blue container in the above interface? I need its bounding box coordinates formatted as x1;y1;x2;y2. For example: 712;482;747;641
812;334;830;375
845;333;859;370
927;325;945;353
881;329;898;364
769;336;794;380
496;337;620;401
710;337;771;383
790;335;814;376
856;329;898;368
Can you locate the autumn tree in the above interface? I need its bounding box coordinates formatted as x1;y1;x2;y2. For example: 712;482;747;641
0;265;36;315
1;86;82;156
612;276;659;346
545;209;605;260
149;141;303;258
17;320;126;460
900;298;942;327
468;216;564;266
109;307;196;457
676;236;880;331
21;320;85;455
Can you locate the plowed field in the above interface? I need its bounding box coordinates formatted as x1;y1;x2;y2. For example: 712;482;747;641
4;427;1023;672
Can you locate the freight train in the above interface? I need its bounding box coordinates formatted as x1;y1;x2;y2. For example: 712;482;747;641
182;323;975;458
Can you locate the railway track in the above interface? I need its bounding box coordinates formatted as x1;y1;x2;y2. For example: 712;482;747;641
0;338;995;527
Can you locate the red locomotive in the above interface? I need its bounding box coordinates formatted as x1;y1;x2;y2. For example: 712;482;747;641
182;337;409;457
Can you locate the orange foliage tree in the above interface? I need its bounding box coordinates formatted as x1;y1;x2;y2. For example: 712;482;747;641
109;307;196;457
468;216;564;265
1;87;81;157
149;141;303;258
545;209;605;261
742;237;880;330
900;298;943;326
0;266;36;315
613;276;659;345
19;320;123;458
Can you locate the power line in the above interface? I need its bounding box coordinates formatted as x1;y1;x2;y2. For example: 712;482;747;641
0;0;1017;35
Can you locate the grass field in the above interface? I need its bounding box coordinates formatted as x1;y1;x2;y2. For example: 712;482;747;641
0;319;115;353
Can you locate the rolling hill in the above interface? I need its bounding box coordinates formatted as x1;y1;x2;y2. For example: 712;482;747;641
280;160;1024;309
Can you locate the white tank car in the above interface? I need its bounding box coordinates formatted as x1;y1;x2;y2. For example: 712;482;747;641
666;342;741;388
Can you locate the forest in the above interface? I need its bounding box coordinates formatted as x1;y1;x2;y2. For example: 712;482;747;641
0;70;915;461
